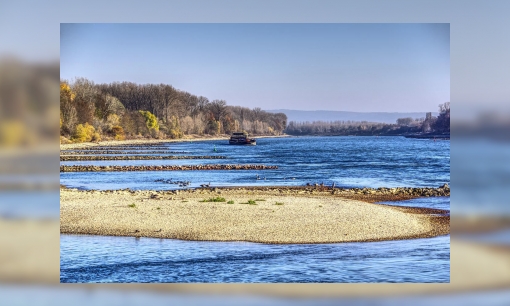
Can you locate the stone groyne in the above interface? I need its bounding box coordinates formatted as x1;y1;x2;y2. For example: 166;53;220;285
60;164;279;172
60;150;189;155
60;155;227;161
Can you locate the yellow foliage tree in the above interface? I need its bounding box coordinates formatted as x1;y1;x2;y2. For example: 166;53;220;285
60;82;76;101
139;110;159;132
72;123;101;143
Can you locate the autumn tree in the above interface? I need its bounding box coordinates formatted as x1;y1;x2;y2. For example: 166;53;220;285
139;110;159;132
72;77;97;125
60;82;77;135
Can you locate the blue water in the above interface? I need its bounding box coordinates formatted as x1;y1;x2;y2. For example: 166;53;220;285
60;136;449;190
60;232;450;283
59;136;450;283
377;196;450;211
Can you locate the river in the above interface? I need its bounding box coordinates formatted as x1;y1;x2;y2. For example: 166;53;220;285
60;136;450;283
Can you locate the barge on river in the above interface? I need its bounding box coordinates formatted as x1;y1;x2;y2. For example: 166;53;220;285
229;132;256;145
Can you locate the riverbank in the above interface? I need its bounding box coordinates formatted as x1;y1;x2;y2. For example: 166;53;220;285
60;134;291;150
60;188;449;244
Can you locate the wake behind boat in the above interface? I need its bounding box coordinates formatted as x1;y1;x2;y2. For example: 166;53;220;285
229;132;256;145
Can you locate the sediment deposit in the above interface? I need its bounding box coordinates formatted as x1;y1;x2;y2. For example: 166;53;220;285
60;187;449;244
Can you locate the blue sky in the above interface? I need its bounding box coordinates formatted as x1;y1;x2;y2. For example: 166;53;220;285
60;23;449;112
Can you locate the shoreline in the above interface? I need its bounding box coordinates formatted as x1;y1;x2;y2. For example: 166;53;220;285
60;134;291;150
60;188;449;244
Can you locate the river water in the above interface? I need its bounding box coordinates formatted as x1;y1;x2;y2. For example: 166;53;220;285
60;136;449;190
60;136;450;283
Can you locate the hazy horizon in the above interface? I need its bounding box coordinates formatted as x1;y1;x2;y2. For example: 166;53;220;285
61;23;449;113
265;108;440;114
265;109;439;124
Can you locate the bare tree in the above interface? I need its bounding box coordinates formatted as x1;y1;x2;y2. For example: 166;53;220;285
208;100;228;121
71;77;97;124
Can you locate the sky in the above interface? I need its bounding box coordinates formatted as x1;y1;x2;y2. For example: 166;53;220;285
60;23;449;112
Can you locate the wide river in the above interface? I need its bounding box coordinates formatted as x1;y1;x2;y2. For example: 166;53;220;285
60;136;450;283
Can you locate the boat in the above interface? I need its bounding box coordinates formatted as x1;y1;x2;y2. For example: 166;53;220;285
229;132;256;145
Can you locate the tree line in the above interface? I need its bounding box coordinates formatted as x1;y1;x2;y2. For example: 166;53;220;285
285;102;450;136
60;77;287;143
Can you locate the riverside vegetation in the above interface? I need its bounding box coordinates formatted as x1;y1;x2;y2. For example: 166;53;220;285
285;102;450;137
60;78;287;143
60;77;449;144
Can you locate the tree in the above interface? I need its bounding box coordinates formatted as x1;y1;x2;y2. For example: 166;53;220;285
208;100;228;121
167;115;183;138
180;116;194;134
95;93;125;120
433;102;450;132
60;82;77;135
72;123;100;143
396;117;413;126
72;77;97;125
139;110;159;132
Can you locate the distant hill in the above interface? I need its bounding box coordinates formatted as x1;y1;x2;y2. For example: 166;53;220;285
265;109;438;124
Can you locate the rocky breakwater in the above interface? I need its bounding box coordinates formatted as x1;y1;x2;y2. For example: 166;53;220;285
71;145;169;150
333;184;450;197
60;164;278;172
60;150;188;155
60;155;227;161
194;184;450;203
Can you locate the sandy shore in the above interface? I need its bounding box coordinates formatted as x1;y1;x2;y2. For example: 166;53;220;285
60;188;448;244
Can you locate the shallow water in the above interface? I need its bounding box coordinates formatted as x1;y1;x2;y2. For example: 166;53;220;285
377;196;450;211
60;232;450;283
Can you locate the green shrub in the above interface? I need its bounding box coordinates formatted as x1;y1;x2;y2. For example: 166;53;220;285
128;203;136;208
199;197;226;202
274;202;284;205
227;200;234;204
241;199;257;205
254;199;266;201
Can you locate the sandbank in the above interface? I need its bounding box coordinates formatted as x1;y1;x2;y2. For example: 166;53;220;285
60;188;448;244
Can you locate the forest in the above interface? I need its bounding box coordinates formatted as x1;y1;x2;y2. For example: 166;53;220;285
284;102;450;136
60;78;287;143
